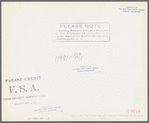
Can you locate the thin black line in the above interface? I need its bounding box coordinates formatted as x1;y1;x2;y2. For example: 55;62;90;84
57;30;109;31
109;23;110;42
56;22;110;24
53;41;110;42
1;0;149;1
0;1;1;122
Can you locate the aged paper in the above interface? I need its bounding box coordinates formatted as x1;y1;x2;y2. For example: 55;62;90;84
2;2;147;121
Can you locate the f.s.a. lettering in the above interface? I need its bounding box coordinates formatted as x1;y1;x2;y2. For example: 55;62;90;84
9;84;39;93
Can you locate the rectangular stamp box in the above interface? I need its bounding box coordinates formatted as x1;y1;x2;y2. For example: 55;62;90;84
52;22;110;42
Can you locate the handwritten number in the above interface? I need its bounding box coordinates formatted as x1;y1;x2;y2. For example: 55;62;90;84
63;55;66;61
55;53;83;63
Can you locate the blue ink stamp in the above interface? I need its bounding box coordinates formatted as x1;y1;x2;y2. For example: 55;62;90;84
35;106;62;113
73;66;99;72
119;6;145;13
